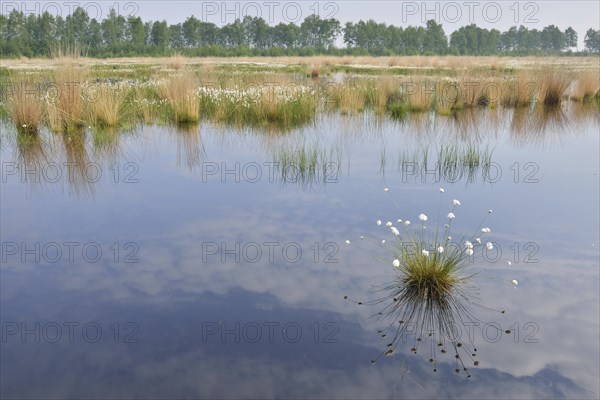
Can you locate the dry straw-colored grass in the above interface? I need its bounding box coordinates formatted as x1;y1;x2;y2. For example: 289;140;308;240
572;71;600;102
159;71;200;123
458;74;486;108
372;76;400;114
168;53;186;70
47;64;86;131
334;82;366;114
538;70;571;106
404;79;434;112
501;71;536;108
86;87;128;126
9;80;44;133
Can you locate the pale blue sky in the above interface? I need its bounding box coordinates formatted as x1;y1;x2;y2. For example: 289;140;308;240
3;1;599;48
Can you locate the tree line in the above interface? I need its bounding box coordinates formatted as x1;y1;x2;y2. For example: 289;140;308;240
1;8;599;58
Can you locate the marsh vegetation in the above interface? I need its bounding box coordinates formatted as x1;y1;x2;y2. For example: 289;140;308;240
1;56;598;136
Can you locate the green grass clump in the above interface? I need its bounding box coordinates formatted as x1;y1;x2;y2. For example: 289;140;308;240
344;187;515;375
199;86;317;129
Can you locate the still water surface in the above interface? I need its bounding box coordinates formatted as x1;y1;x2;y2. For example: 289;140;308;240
1;107;599;398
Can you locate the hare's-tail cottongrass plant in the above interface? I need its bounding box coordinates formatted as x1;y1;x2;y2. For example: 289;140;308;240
344;187;518;377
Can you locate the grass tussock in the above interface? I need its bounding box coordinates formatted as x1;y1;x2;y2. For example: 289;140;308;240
365;76;401;114
48;64;86;131
169;53;186;70
86;86;128;126
572;71;600;102
501;71;535;108
160;72;200;123
457;73;492;108
345;188;509;373
538;70;571;106
405;80;433;112
333;82;366;114
9;81;44;133
200;85;317;129
399;249;463;303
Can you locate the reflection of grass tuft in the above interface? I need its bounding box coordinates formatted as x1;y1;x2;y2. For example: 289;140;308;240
273;142;341;189
398;144;493;184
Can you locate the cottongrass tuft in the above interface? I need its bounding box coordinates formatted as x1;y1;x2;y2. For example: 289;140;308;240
344;187;519;375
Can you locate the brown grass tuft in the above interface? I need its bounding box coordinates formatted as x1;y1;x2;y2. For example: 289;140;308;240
160;72;200;123
538;70;571;106
87;86;127;126
501;71;535;108
169;53;186;70
48;64;86;131
9;81;44;133
572;71;600;102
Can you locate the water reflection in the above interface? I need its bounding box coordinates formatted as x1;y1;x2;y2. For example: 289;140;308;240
390;144;494;186
92;127;122;162
61;129;96;198
509;105;596;147
350;270;511;378
272;141;342;190
13;131;50;190
171;123;205;171
1;105;598;400
0;104;597;197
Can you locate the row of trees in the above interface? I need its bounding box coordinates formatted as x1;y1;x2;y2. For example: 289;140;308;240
1;8;599;57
